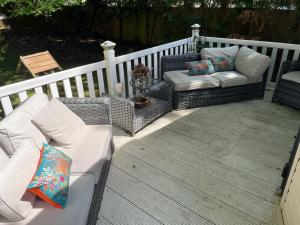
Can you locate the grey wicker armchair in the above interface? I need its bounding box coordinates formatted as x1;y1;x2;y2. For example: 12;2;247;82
59;97;114;225
272;60;300;109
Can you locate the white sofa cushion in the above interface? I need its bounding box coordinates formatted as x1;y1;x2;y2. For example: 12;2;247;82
212;71;259;88
201;46;239;59
0;94;49;156
50;125;112;183
0;147;9;171
163;70;220;92
0;139;40;222
234;47;270;81
2;175;95;225
282;71;300;84
32;98;85;148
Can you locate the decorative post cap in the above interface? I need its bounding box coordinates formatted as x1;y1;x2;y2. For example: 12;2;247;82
191;24;201;29
101;41;116;50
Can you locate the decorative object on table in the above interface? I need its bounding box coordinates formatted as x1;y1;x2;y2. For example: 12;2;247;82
185;60;215;76
130;63;152;107
27;143;72;209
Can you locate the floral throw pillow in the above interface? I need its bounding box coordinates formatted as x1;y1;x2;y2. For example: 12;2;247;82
27;143;72;209
209;56;235;72
185;60;215;76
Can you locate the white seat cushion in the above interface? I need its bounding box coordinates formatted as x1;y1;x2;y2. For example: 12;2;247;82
0;140;40;222
3;175;95;225
0;147;9;171
32;98;86;148
50;125;112;183
163;70;220;91
201;46;239;59
212;71;259;88
0;94;49;156
282;71;300;84
234;47;270;81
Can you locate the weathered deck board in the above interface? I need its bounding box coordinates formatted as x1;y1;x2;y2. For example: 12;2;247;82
99;95;300;225
113;151;262;225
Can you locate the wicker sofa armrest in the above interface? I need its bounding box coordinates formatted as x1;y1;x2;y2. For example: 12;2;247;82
278;60;300;81
109;95;135;132
161;53;200;77
59;97;112;125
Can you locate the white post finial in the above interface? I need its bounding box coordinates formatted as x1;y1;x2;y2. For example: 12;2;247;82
191;23;201;38
101;41;117;96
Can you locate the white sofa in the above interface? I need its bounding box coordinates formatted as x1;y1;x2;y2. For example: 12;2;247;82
0;94;114;225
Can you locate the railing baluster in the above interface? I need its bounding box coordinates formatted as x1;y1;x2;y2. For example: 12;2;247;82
18;91;28;103
34;87;44;94
170;48;174;55
225;43;230;47
1;96;13;116
209;42;213;47
179;45;183;54
184;43;188;53
164;49;169;56
134;58;139;66
49;83;59;97
252;46;258;51
126;61;133;97
63;79;73;98
147;54;152;71
141;56;146;65
267;48;278;84
154;53;158;79
96;69;105;96
75;75;85;97
86;72;96;98
262;47;267;55
118;63;125;97
217;43;221;48
175;46;179;55
293;50;300;60
276;49;289;82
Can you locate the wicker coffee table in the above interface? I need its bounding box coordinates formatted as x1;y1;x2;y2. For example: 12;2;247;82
110;80;172;135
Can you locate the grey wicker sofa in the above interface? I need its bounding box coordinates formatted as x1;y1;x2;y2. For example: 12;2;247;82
272;60;300;109
0;95;114;225
161;46;270;110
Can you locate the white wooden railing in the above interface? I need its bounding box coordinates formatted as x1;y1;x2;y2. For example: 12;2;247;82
0;38;192;116
1;26;300;117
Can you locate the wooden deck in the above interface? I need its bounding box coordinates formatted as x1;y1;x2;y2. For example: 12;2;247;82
98;92;300;225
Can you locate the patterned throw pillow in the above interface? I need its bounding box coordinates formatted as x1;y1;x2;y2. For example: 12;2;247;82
209;56;235;72
185;60;215;76
27;144;72;209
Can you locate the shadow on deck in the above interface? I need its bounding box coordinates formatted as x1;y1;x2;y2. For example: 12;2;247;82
99;91;300;225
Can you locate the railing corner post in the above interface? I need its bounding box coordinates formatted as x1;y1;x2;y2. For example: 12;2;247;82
101;40;117;96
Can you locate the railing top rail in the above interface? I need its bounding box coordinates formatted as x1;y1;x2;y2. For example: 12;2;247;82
0;61;105;98
115;37;193;64
206;36;300;50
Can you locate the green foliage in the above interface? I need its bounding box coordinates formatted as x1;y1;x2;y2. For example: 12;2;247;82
0;34;7;62
0;0;84;17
